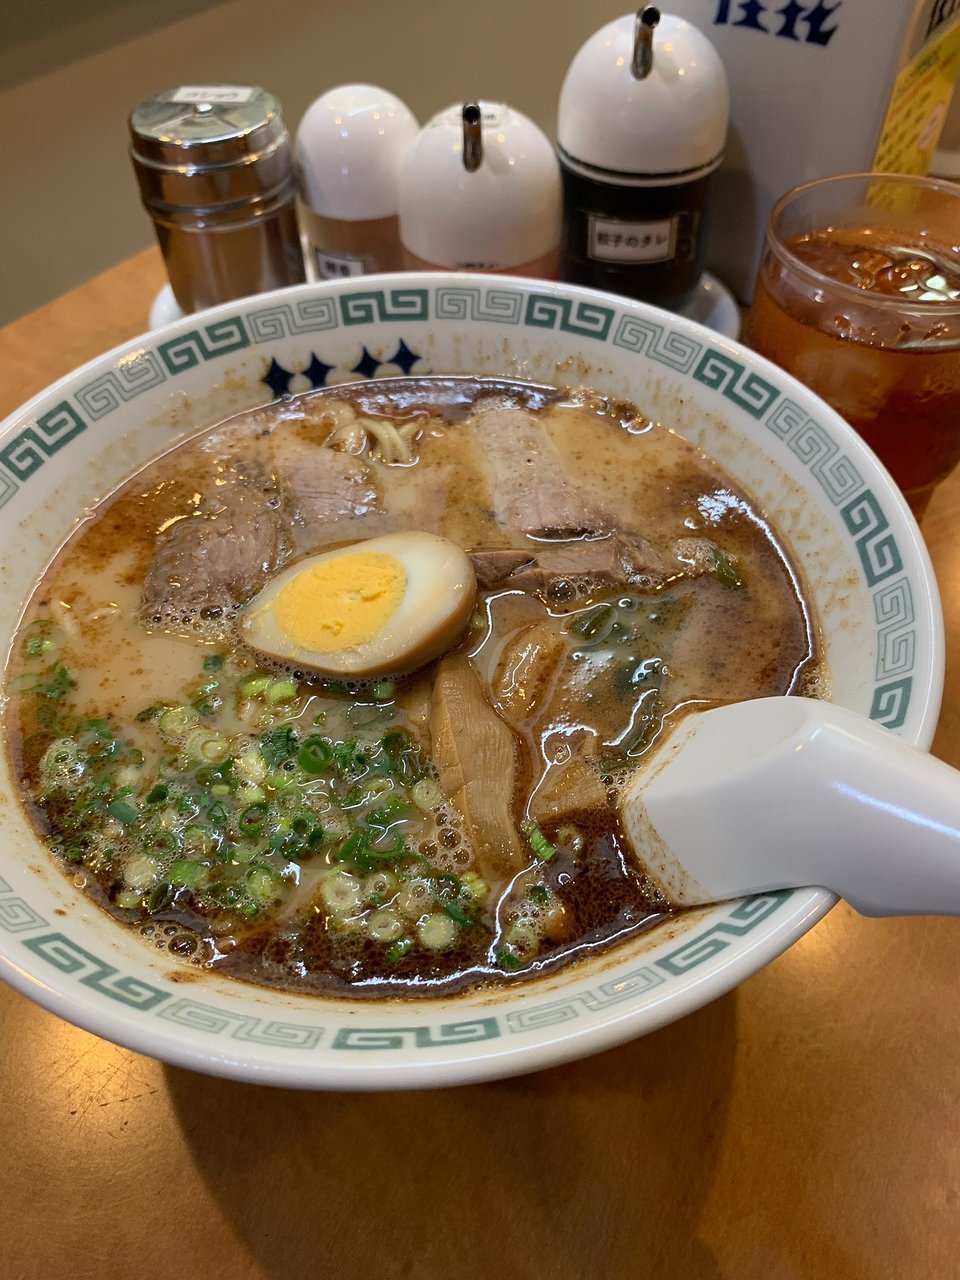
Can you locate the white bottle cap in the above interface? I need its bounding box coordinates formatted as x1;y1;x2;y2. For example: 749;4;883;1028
295;84;419;220
557;12;729;181
398;102;561;269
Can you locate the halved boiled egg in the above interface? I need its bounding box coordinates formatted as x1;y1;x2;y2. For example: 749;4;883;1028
240;531;478;678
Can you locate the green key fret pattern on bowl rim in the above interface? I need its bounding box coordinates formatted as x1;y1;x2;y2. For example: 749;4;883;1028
0;274;941;1088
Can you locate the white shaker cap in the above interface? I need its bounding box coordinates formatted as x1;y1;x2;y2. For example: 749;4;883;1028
295;84;419;220
557;11;729;178
398;102;561;269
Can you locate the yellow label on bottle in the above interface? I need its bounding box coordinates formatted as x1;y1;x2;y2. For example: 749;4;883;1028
872;18;960;173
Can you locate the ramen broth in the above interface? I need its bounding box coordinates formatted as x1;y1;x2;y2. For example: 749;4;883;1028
5;377;819;997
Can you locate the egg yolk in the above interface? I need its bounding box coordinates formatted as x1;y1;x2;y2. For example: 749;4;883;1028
272;551;407;652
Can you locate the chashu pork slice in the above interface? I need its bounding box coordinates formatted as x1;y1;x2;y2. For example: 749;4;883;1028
140;440;379;632
139;468;285;630
468;406;613;539
471;533;674;596
257;431;378;526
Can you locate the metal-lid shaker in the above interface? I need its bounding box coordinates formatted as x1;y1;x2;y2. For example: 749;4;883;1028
129;85;306;314
557;8;729;308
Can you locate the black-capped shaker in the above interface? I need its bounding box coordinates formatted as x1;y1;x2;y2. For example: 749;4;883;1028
557;8;729;309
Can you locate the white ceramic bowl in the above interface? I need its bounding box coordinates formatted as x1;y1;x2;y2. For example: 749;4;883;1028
0;273;943;1089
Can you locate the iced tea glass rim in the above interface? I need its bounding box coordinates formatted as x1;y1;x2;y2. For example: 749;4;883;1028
765;171;960;318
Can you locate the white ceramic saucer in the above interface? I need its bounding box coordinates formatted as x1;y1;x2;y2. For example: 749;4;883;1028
149;270;742;339
148;284;185;330
677;270;741;339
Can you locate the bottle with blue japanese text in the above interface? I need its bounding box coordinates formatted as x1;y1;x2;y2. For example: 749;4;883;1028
666;0;960;300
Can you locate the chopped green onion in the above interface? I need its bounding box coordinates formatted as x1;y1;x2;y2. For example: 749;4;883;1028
440;898;472;926
170;859;204;887
386;937;413;965
298;735;333;774
209;880;244;908
381;729;410;756
239;802;268;833
106;799;139;825
494;946;526;972
183;825;214;854
40;739;80;777
709;546;746;591
266;679;298;705
38;662;76;700
524;821;557;862
411;777;442;811
158;705;198;736
199;736;230;763
319;870;362;917
147;882;174;912
332;740;366;772
397;878;433;919
367;908;404;943
246;865;280;905
418;913;457;950
203;654;225;671
260;726;299;767
124;855;159;890
207;800;229;826
461;871;489;901
195;757;235;788
239;676;272;698
234;750;267;784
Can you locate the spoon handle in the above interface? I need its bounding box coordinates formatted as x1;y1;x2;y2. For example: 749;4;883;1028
636;698;960;916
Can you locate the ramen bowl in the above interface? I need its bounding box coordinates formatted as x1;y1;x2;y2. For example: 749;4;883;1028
0;273;943;1089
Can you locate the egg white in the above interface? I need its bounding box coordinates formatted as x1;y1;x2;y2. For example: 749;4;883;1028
240;531;478;678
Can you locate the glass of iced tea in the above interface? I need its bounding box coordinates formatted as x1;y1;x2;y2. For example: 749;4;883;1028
745;173;960;519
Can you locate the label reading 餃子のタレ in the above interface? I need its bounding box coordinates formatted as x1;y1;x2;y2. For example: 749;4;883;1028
588;215;677;264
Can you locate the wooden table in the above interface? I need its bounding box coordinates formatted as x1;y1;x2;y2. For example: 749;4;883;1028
2;249;960;1280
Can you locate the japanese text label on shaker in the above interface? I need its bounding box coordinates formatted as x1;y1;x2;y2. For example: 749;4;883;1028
557;7;729;310
129;85;306;314
398;101;561;277
295;85;419;279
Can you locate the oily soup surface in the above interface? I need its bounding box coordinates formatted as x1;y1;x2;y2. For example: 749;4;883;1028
5;377;818;998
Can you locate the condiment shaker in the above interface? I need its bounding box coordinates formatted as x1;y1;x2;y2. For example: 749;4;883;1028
557;8;729;309
129;84;306;314
398;102;561;277
295;84;419;279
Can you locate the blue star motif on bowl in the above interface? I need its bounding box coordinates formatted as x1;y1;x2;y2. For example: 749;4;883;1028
262;357;295;398
351;347;382;379
304;354;335;388
387;339;421;375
